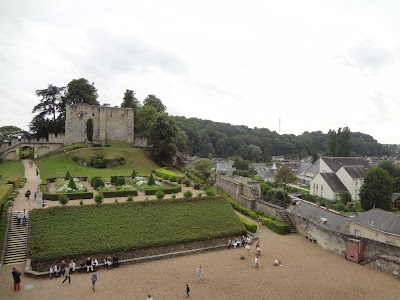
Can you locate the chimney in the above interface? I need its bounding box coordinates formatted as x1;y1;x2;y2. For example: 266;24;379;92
316;197;320;207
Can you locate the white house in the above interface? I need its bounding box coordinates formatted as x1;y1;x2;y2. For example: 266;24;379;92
309;157;370;200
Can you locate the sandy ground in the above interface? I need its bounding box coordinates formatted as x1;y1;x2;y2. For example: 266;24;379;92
1;160;399;299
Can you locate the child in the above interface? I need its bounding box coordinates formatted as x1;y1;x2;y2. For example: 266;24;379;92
186;284;190;298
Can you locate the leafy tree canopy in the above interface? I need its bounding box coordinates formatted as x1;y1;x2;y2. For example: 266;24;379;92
193;159;212;179
274;166;298;186
121;89;140;110
33;84;67;121
64;78;99;106
0;126;28;142
359;167;393;211
143;94;166;113
135;105;158;137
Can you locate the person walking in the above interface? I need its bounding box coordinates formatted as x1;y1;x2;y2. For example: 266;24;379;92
91;269;98;292
245;243;251;255
255;256;260;269
146;295;153;300
62;265;71;284
186;284;190;298
26;189;31;201
197;266;203;282
17;211;22;226
12;267;21;291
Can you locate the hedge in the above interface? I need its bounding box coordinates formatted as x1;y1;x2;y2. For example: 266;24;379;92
226;196;258;219
0;184;14;204
7;175;21;188
185;171;206;183
144;180;182;195
43;192;93;201
262;217;290;235
238;216;257;233
0;200;12;256
102;190;138;198
254;209;275;220
154;167;185;182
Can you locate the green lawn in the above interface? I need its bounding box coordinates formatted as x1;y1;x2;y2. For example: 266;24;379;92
36;141;159;182
0;160;24;185
29;196;246;262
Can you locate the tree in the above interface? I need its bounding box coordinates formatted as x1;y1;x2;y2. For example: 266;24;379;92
326;130;336;156
193;159;212;179
64;78;99;106
135;105;158;137
0;126;28;142
379;160;400;178
149;113;178;165
29;115;64;137
86;118;94;142
359;167;393;210
312;152;319;163
143;94;166;113
121;89;140;110
336;190;352;204
33;84;67;121
336;126;351;157
274;166;298;186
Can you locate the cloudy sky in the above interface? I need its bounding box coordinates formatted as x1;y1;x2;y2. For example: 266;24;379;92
1;0;400;144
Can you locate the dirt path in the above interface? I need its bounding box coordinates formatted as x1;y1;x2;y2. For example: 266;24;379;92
0;161;398;299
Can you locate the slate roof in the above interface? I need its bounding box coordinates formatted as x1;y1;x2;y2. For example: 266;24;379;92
297;163;312;176
350;209;400;236
342;165;369;179
321;157;370;173
392;193;400;202
290;201;349;231
303;159;320;176
319;173;348;193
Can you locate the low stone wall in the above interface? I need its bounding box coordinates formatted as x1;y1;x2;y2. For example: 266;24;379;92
288;211;400;277
255;199;284;218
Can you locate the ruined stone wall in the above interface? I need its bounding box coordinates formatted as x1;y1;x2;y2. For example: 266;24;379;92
255;200;284;218
65;104;134;145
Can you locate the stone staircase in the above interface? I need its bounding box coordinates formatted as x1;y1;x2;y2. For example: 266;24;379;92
277;210;297;234
3;211;29;264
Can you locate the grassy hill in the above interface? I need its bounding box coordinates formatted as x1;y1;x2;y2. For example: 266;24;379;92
36;141;159;181
0;160;24;185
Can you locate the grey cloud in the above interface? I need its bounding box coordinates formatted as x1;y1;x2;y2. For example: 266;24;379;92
336;40;395;75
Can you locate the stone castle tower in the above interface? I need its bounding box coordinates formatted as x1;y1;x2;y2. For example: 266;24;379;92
64;103;134;145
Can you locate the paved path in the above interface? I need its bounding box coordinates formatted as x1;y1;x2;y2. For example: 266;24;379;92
12;160;42;212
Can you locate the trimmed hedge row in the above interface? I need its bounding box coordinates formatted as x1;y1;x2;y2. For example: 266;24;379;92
144;181;182;195
102;190;138;198
262;217;290;235
0;184;14;204
154;167;185;182
239;216;257;233
185;171;206;183
48;177;88;183
43;192;93;201
7;175;21;188
254;209;275;220
227;196;258;219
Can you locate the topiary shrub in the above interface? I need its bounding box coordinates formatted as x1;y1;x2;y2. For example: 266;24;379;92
65;171;71;180
182;179;190;187
176;178;182;184
79;200;84;206
86;118;94;142
193;182;201;190
197;193;203;197
115;177;125;187
184;190;193;198
163;175;169;180
68;177;77;190
126;195;134;202
58;194;69;206
111;176;118;184
94;192;104;204
147;174;156;186
205;188;216;196
171;193;176;199
93;178;105;190
91;176;100;187
131;169;137;179
114;199;119;203
155;191;165;200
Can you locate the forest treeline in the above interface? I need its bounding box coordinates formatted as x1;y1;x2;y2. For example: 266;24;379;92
173;116;394;161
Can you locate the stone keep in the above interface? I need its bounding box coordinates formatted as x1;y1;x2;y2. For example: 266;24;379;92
65;103;134;145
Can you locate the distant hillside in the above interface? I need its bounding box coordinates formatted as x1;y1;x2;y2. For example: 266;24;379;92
173;116;393;159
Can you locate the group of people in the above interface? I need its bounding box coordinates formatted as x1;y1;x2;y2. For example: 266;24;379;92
16;209;27;226
227;235;250;249
24;189;37;202
49;260;76;282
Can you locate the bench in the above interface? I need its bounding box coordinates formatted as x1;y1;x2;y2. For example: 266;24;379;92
306;234;316;243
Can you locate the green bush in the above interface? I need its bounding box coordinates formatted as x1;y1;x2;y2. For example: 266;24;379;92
184;190;193;198
65;171;71;180
93;178;105;190
193;182;201;190
93;142;102;147
43;192;93;201
115;177;126;187
0;184;13;204
102;190;138;198
171;193;176;199
58;194;69;205
182;179;190;187
126;195;134;202
163;175;169;180
131;169;137;179
185;171;206;183
176;178;183;184
156;191;165;200
262;217;290;235
80;200;84;206
86;118;94;142
205;188;216;197
68;177;77;190
239;216;257;233
95;192;104;204
176;165;186;173
148;174;156;186
154;167;185;182
91;176;101;187
92;157;106;168
196;193;203;197
254;210;275;220
111;176;118;184
227;196;258;219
